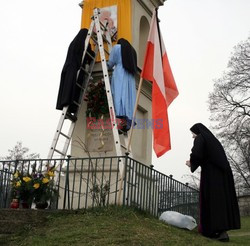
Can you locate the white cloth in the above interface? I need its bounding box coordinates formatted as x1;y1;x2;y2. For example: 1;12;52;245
159;211;197;230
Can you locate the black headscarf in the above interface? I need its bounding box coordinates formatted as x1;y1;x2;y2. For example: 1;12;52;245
63;28;89;70
190;123;230;171
117;38;137;75
190;123;217;140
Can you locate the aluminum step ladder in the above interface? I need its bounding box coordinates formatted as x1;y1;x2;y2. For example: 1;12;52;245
48;8;132;162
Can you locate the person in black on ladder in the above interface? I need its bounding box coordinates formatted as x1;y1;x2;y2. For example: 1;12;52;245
56;28;95;121
107;38;137;134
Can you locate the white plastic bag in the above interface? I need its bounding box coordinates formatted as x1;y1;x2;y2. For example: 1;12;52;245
159;211;197;230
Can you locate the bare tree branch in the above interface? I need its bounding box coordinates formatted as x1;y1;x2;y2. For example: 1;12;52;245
208;35;250;193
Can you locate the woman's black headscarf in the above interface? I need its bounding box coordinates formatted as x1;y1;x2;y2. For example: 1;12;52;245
190;123;217;140
117;38;137;75
190;123;230;171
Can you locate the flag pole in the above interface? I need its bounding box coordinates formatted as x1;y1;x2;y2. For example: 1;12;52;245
127;8;159;152
117;76;143;205
126;76;143;152
155;8;163;59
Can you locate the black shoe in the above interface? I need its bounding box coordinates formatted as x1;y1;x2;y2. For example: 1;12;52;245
217;231;229;242
66;113;77;122
118;128;128;136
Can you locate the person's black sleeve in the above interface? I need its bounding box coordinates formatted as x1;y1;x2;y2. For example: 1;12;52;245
190;135;206;173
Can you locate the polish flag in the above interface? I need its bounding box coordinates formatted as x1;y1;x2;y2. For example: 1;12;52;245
141;9;179;157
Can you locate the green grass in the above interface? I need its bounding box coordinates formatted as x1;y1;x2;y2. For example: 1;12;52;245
3;206;250;246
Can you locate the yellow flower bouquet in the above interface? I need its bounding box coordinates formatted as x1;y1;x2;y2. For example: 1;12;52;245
12;171;35;207
11;164;58;209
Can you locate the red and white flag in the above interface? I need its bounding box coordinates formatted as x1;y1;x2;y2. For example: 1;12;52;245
141;9;179;157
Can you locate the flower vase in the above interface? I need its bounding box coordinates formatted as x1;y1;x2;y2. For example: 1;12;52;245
10;199;19;209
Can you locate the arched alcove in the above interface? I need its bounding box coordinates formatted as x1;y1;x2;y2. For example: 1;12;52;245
139;16;150;68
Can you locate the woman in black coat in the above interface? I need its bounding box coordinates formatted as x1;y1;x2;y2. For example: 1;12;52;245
56;28;94;114
186;123;240;242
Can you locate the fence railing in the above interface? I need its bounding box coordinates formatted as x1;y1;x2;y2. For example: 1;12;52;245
0;156;199;218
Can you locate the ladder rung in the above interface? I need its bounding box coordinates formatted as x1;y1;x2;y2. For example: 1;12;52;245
80;66;91;75
111;31;117;41
73;100;80;107
102;35;111;45
92;27;111;46
76;82;85;90
99;23;112;44
86;51;95;61
120;144;127;150
100;21;108;31
54;149;65;156
91;34;110;55
60;132;70;139
91;35;98;45
104;48;110;55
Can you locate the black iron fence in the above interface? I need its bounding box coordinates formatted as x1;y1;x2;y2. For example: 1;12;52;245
0;156;199;218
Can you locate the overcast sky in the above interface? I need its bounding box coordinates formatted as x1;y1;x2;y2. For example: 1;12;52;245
0;0;249;182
